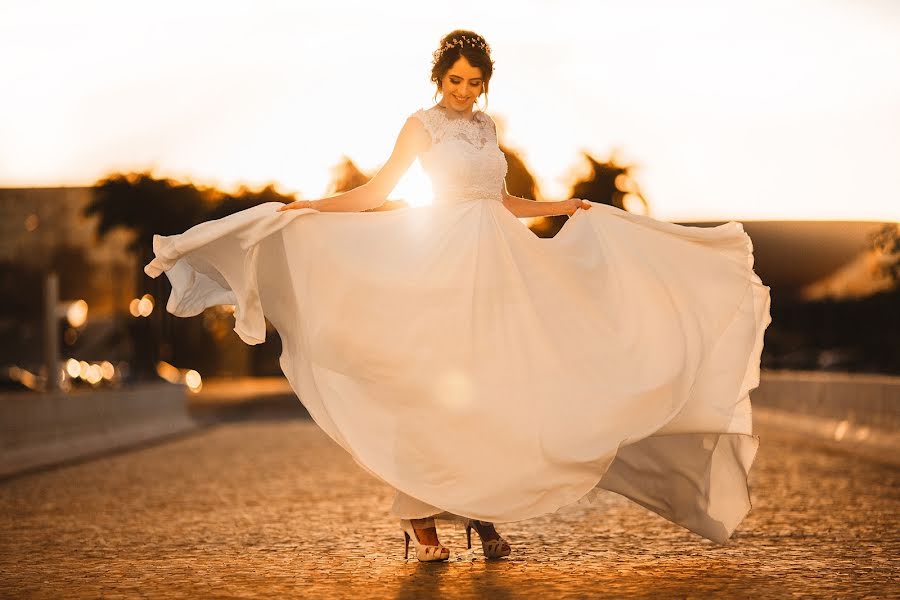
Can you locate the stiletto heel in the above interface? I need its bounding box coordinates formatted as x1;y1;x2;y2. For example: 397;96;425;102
400;518;450;562
464;518;511;559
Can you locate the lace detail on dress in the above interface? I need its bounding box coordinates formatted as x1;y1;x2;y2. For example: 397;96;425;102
410;107;508;205
414;107;494;149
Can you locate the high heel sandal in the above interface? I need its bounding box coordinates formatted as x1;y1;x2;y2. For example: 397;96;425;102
400;518;450;562
464;518;511;559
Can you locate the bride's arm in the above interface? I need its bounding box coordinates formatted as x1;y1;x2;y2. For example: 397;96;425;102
501;182;589;218
485;113;587;219
278;116;429;213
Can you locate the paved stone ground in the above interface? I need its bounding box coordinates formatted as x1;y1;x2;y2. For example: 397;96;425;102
0;414;897;599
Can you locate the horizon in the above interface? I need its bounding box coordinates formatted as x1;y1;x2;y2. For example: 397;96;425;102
2;183;894;224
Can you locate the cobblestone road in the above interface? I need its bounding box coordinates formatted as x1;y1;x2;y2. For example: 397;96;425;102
1;412;897;598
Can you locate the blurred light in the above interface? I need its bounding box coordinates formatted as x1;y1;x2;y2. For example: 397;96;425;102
100;361;115;380
129;298;141;317
137;296;154;317
8;366;39;390
64;327;78;345
156;361;181;384
24;213;39;232
66;299;88;328
85;364;103;385
78;360;90;378
185;369;202;393
614;173;633;193
833;420;849;441
65;358;80;378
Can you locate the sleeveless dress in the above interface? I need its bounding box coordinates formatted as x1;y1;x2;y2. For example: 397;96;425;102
144;106;771;544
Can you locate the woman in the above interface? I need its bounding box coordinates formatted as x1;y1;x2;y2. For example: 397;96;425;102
145;30;771;563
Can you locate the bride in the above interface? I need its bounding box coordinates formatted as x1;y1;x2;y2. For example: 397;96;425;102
145;29;771;563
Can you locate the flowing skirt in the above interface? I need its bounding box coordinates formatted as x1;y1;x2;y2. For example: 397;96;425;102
145;198;771;544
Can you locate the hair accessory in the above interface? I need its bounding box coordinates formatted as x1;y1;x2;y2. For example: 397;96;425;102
434;34;490;63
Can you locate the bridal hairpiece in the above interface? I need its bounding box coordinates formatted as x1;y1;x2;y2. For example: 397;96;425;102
435;35;490;61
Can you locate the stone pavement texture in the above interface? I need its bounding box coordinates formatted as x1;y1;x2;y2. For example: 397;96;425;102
0;414;897;599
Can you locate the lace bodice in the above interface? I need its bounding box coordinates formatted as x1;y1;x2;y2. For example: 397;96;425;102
410;107;508;204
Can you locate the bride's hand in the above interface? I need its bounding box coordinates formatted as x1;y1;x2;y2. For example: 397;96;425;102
563;198;592;216
277;200;315;212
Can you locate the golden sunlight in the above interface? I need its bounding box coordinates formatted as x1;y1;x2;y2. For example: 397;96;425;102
391;160;435;207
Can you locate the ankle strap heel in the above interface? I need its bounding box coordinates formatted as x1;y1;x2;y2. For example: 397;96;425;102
400;518;450;562
464;518;511;559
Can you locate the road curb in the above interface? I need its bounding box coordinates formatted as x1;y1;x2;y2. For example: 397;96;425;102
0;382;197;479
753;406;900;467
752;370;900;466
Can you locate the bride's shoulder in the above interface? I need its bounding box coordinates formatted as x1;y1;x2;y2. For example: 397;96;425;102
406;107;439;135
475;110;498;135
475;110;495;124
408;106;437;123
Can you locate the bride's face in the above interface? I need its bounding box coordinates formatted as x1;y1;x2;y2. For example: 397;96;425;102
440;56;484;111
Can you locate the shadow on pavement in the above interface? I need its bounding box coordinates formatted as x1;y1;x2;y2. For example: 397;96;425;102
188;392;310;426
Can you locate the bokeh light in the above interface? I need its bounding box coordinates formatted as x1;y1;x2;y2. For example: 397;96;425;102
185;370;202;393
65;300;88;328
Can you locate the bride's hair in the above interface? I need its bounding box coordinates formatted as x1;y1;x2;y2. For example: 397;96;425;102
431;30;494;110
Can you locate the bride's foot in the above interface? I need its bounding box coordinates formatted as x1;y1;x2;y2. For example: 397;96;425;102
410;517;440;546
400;517;450;562
464;519;511;559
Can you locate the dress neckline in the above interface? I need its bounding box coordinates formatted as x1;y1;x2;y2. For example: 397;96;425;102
429;105;484;124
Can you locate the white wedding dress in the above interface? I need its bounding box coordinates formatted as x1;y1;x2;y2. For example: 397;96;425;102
145;106;771;544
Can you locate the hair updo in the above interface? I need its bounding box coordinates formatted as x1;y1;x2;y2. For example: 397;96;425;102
430;30;495;108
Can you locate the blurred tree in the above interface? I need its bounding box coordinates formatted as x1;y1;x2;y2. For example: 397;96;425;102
501;143;539;201
85;172;214;255
329;156;372;194
206;183;297;220
570;152;648;213
531;151;649;238
85;172;216;379
86;173;302;282
327;156;409;212
85;172;298;380
870;223;900;283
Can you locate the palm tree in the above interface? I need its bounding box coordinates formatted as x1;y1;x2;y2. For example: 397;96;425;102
84;172;215;379
85;172;213;258
531;152;649;238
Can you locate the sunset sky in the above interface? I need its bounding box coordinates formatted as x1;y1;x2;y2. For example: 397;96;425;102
1;0;898;221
